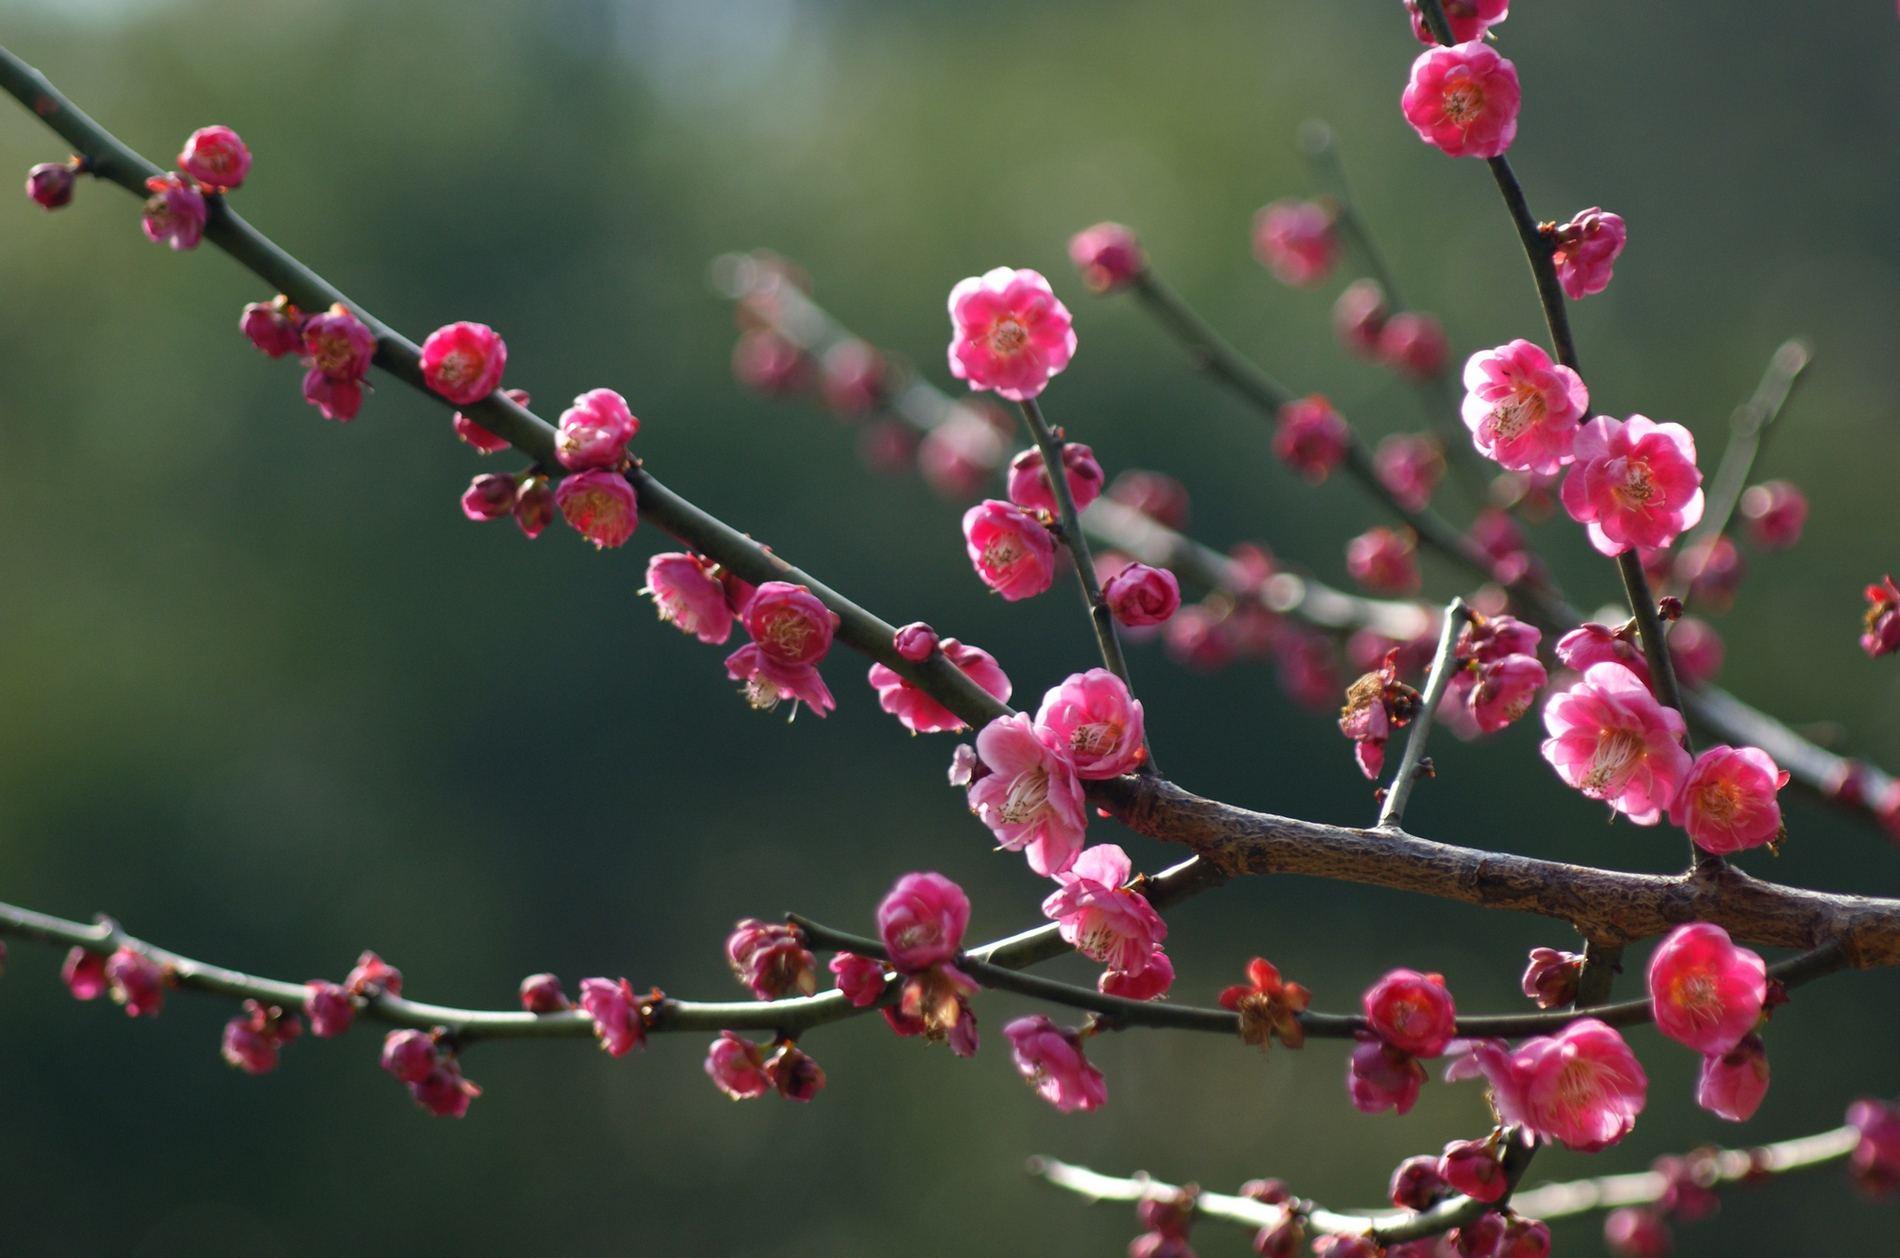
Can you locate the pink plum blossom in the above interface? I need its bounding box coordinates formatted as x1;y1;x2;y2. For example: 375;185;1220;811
240;299;302;358
62;947;107;1001
1521;947;1583;1009
1389;1156;1447;1210
220;999;298;1075
1461;340;1589;475
1401;41;1521;159
460;473;516;522
1667;745;1788;854
1252;199;1339;288
642;552;734;645
829;951;888;1006
868;638;1012;734
723;644;836;716
1540;662;1690;824
1378;311;1450;379
1348;1037;1426;1115
518;973;569;1013
1034;669;1146;779
1273;396;1350;482
344;951;403;998
742;582;839;669
555;469;638;549
419;321;507;406
178;125;251;190
764;1042;826;1101
1740;480;1807;550
1346;527;1420;595
1334;279;1389;358
1103;563;1181;628
555;387;639;471
1068;222;1145;293
1561;415;1704;555
1452;1018;1648;1151
946;267;1076;402
1696;1034;1769;1122
105;947;166;1018
1848;1098;1900;1195
1406;0;1510;44
704;1031;772;1100
1554;622;1649;686
1374;433;1446;511
1003;1015;1107;1113
302;306;375;382
876;871;970;973
918;407;1006;499
381;1029;437;1083
26;160;77;210
1646;922;1766;1055
1101;948;1174;1001
513;476;554;539
304;981;355;1037
410;1060;480;1118
967;713;1089;876
301;371;363;421
1470;653;1548;733
1551;208;1628;301
578;976;647;1056
1862;576;1900;658
1040;843;1166;975
892;622;940;661
1362;968;1457;1058
962;499;1058;601
1440;1139;1508;1203
1007;442;1105;515
140;172;206;250
725;919;817;1000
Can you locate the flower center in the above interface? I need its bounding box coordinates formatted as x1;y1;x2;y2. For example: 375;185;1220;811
761;611;814;659
1488;385;1543;442
989;318;1029;356
999;766;1051;824
1697;780;1743;826
1671;972;1721;1022
439;349;477;385
1582;727;1644;793
982;536;1022;574
1611;460;1656;509
1442;81;1484;125
1075;912;1119;963
1069;720;1120;757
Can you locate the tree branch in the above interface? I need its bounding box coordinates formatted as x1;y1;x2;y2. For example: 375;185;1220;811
1378;598;1472;828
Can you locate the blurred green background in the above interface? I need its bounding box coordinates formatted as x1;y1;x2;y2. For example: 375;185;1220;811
2;1;1898;1253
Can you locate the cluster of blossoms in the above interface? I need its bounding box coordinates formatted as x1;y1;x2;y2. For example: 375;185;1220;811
1646;924;1773;1121
34;122;253;248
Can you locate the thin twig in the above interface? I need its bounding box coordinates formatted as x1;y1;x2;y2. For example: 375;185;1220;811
1378;598;1473;828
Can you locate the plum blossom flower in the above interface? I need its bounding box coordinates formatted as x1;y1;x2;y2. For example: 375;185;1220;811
578;976;648;1056
105;947;167;1017
1696;1034;1769;1122
918;406;1007;499
1451;1019;1647;1151
1439;1139;1509;1203
1560;415;1704;556
304;981;355;1037
1469;652;1548;734
1847;1098;1900;1195
967;714;1089;876
1003;1015;1107;1112
1252;199;1339;288
26;160;77;210
946;267;1076;402
460;473;516;522
1334;279;1389;358
1405;0;1510;44
1362;968;1457;1058
555;470;638;549
380;1029;437;1083
892;622;940;661
868;639;1011;734
1378;311;1449;379
178;125;251;190
1389;1156;1447;1211
1040;843;1166;975
61;947;107;1001
642;552;734;645
240;298;302;358
513;475;554;539
555;387;639;472
1646;923;1766;1055
419;321;507;406
705;1031;772;1100
1273;396;1350;482
877;872;969;973
1339;648;1421;780
1219;957;1312;1051
1401;42;1521;159
453;387;528;454
1007;442;1105;515
1862;575;1900;658
1101;947;1174;1001
724;644;836;716
1551;208;1628;301
1374;433;1446;511
1540;662;1690;825
1461;340;1589;475
1346;527;1420;595
764;1042;826;1101
1348;1038;1426;1115
962;499;1057;601
518;973;568;1013
829;952;888;1007
1520;947;1583;1009
140;172;206;250
1667;745;1788;855
742;582;838;670
1740;480;1807;550
1068;222;1145;293
344;950;403;998
1554;621;1649;685
1034;669;1146;779
221;999;299;1075
725;919;817;1000
409;1059;481;1118
1103;563;1181;628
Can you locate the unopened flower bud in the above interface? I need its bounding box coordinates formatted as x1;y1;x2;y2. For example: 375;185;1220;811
380;1029;437;1084
518;973;569;1013
25;160;77;210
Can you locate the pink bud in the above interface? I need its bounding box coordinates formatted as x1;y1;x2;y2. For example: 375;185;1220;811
876;872;970;973
1379;311;1450;379
764;1041;827;1102
140;172;207;250
1848;1097;1900;1195
518;973;569;1013
1646;923;1767;1055
1551;208;1628;301
513;475;555;540
578;976;647;1056
419;321;507;407
1362;968;1458;1058
1405;0;1510;45
1374;433;1446;511
1103;563;1182;628
1603;1207;1671;1258
1740;480;1807;550
1346;527;1421;595
704;1030;772;1100
643;552;734;645
239;299;303;358
726;919;818;1000
409;1059;480;1118
1389;1154;1447;1210
105;946;166;1017
1333;279;1388;358
1251;1213;1304;1258
1004;1015;1107;1112
178;125;251;190
304;980;355;1038
1451;1211;1505;1258
1273;396;1350;483
220;999;298;1075
345;951;403;998
819;339;884;417
1470;653;1547;733
1347;1037;1425;1115
829;951;888;1007
461;473;517;522
1068;222;1145;293
556;470;639;549
1007;442;1105;515
1252;199;1339;288
946;267;1077;402
555;388;639;472
893;622;940;661
61;947;107;1001
1401;41;1522;160
301;370;364;422
962;499;1058;601
380;1029;438;1084
25;160;77;210
1498;1216;1552;1258
1312;1237;1380;1258
1107;469;1190;528
1439;1139;1508;1203
1696;1034;1769;1122
1865;575;1900;659
1520;947;1582;1009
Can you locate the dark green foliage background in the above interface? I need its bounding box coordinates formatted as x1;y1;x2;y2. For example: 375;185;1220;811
1;1;1896;1253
